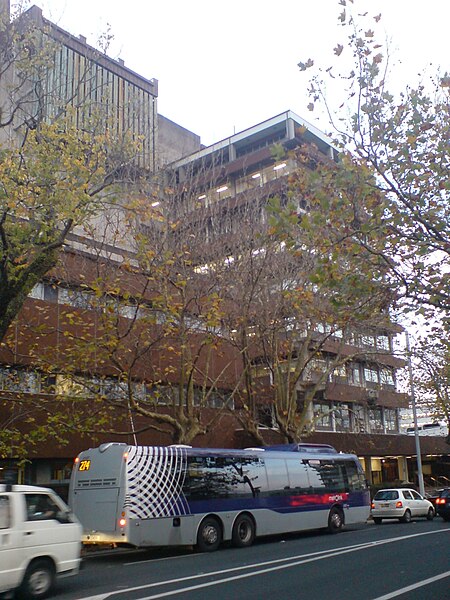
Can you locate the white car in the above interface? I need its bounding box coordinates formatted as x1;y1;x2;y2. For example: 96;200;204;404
371;488;435;524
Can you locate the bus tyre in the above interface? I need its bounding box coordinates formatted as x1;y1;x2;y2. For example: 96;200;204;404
232;514;255;548
327;507;344;533
18;559;55;600
197;516;222;552
400;509;411;523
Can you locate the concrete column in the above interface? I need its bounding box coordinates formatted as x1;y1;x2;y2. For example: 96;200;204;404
287;118;295;140
397;457;409;482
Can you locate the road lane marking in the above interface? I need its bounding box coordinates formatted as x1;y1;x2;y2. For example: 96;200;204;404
372;570;450;599
77;529;449;600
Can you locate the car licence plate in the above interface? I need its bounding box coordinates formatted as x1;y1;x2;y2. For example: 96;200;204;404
381;503;390;508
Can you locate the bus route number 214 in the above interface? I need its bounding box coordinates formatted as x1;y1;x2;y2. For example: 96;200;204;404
78;459;91;471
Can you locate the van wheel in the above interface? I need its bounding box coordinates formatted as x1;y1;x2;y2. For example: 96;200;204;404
328;507;344;533
400;509;411;523
18;559;55;600
197;516;222;552
232;514;255;548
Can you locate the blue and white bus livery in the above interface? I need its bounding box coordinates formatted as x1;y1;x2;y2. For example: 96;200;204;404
69;442;370;552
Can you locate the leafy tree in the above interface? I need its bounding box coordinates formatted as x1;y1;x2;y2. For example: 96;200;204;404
412;329;450;443
0;2;140;344
4;188;238;451
0;118;137;343
298;1;449;323
195;166;393;444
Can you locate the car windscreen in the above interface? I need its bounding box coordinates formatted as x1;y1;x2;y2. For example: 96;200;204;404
374;490;399;500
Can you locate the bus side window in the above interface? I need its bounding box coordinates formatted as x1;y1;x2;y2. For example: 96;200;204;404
286;460;310;492
341;461;366;491
264;458;289;495
307;460;346;494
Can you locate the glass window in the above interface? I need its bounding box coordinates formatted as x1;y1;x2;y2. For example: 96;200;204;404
384;408;398;432
334;403;351;431
185;455;265;499
0;369;40;393
25;494;60;521
29;283;45;300
377;335;390;351
286;460;310;492
307;460;346;493
380;368;395;386
375;490;399;500
332;365;346;379
361;335;375;347
350;364;361;385
264;458;289;494
313;401;332;430
342;461;367;491
402;490;413;500
369;408;383;433
351;404;367;433
364;366;379;384
0;496;11;529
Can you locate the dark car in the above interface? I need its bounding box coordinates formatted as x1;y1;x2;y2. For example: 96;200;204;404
428;488;450;521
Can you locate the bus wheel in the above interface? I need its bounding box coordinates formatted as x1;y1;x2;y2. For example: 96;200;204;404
232;514;255;548
328;507;344;533
197;516;222;552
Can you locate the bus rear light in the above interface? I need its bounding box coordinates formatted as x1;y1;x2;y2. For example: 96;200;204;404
119;518;126;527
74;457;80;464
395;501;403;508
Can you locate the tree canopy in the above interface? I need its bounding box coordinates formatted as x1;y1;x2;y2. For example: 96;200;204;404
298;1;449;325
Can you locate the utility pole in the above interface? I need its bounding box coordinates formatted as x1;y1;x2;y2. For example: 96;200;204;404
405;331;425;496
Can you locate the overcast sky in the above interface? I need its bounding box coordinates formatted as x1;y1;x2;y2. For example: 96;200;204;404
27;0;449;146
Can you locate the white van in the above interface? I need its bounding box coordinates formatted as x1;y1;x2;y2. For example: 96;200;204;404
0;484;82;599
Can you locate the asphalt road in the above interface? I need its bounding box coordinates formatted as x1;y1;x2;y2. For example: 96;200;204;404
55;519;450;600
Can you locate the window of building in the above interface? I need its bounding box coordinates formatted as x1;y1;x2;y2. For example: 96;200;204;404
0;368;40;393
334;403;351;432
376;335;390;351
364;366;379;384
349;364;361;385
28;282;58;302
368;408;384;433
332;364;346;380
380;368;395;386
351;404;367;433
257;405;276;428
361;334;376;347
384;408;399;432
313;400;332;431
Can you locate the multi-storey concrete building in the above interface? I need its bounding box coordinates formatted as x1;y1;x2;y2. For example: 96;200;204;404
166;110;450;487
0;4;448;494
0;1;200;167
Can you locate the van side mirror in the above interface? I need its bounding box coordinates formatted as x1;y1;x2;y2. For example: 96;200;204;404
56;510;72;524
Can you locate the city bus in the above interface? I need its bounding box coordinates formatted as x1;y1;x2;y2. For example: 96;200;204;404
69;442;370;552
